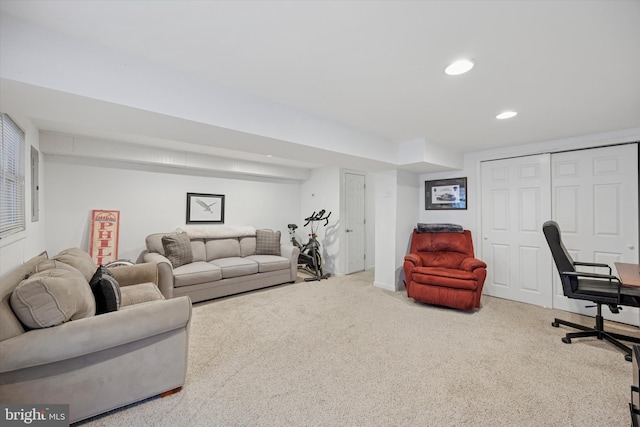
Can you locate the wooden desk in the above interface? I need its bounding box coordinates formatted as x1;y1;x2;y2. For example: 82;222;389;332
616;262;640;287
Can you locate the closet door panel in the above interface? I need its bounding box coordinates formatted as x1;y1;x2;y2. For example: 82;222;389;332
481;154;552;307
551;143;639;324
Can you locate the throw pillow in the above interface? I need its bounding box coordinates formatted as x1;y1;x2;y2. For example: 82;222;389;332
255;229;281;256
417;223;464;233
52;248;97;281
0;251;49;342
10;267;96;329
89;266;122;314
162;232;193;268
35;259;76;273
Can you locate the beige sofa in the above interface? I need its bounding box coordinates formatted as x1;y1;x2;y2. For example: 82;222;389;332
0;249;192;424
142;226;300;303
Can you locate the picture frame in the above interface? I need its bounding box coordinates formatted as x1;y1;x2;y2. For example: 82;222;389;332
186;193;225;224
425;177;467;210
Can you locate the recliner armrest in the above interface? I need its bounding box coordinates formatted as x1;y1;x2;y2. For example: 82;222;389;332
403;254;422;286
460;258;487;272
404;254;422;267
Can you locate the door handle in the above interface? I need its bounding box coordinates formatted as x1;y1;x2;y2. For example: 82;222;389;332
346;229;353;232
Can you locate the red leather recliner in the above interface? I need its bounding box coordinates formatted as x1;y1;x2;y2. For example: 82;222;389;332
403;228;487;310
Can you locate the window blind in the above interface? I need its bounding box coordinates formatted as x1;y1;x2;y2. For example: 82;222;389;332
0;113;26;238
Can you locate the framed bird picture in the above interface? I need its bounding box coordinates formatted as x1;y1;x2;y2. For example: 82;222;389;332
186;193;225;224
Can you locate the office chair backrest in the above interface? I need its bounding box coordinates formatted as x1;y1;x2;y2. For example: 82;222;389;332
542;220;579;294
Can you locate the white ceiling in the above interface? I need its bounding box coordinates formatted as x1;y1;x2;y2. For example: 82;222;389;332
1;0;639;173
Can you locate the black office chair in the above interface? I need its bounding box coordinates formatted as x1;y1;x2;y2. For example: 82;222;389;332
543;220;640;362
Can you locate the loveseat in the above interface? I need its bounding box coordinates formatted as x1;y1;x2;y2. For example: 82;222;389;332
142;226;300;303
0;249;192;424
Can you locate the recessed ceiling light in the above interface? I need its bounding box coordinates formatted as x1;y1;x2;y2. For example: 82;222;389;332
266;154;273;158
496;111;518;120
445;59;475;76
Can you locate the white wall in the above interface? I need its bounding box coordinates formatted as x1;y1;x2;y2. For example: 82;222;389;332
0;114;45;276
38;153;374;278
300;166;341;274
373;170;397;290
44;156;301;262
365;172;376;271
372;169;421;291
6;132;380;280
418;155;479;243
420;128;640;258
395;170;420;289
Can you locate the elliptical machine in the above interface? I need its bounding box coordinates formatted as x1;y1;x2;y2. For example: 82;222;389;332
288;210;331;282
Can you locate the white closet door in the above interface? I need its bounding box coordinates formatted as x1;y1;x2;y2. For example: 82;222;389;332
551;143;639;324
481;154;553;307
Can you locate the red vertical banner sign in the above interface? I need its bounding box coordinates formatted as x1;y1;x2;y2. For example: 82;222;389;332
90;210;120;265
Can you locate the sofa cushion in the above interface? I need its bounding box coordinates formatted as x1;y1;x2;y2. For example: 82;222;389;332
239;236;257;257
255;229;281;256
210;257;259;279
162;232;193;268
206;239;241;261
89;266;122;314
173;261;222;288
431;233;471;254
246;255;290;273
52;248;97;282
415;232;470;254
146;232;169;255
10;267;96;329
419;251;469;269
179;225;255;239
191;239;206;262
119;282;165;307
413;267;479;290
34;259;70;273
0;251;48;341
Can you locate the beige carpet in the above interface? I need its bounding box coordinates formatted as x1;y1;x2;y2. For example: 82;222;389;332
78;270;633;426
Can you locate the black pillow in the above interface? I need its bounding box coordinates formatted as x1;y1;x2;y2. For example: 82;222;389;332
416;223;464;233
89;266;122;314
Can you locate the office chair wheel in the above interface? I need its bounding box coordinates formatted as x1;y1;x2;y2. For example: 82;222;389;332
626;354;632;362
551;321;559;327
561;337;571;344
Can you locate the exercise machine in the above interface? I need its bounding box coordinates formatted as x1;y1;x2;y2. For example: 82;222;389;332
287;210;331;281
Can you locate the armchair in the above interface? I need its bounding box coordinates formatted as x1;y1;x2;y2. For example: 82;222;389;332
543;220;640;361
403;228;487;310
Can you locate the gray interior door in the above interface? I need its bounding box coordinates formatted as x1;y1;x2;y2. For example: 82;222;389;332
345;172;366;274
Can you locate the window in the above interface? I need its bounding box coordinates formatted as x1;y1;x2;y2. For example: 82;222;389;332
0;113;25;239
